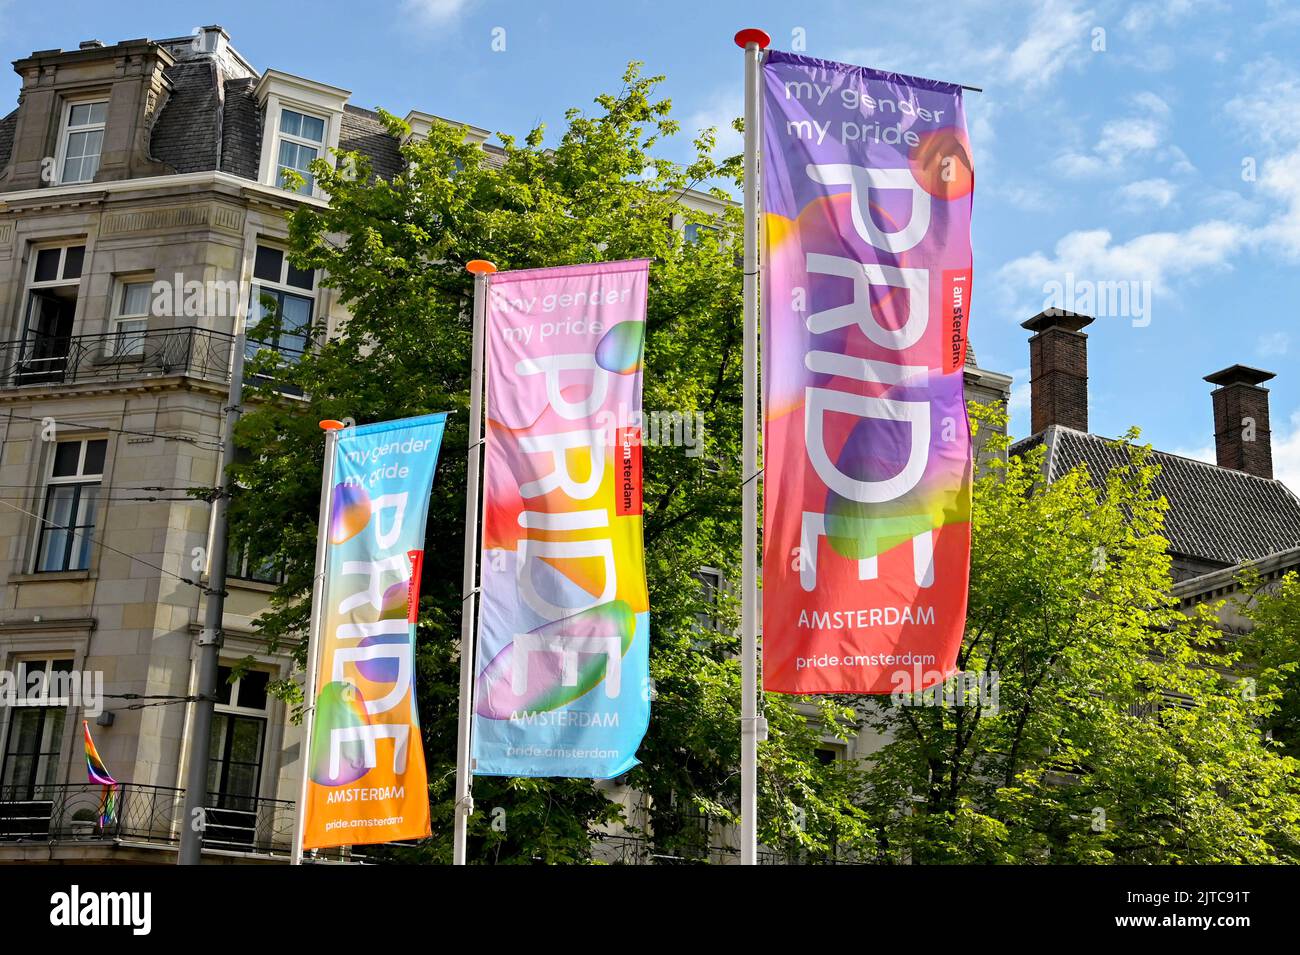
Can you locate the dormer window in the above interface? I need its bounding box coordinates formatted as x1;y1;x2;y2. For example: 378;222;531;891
58;100;107;184
276;108;326;194
254;69;349;198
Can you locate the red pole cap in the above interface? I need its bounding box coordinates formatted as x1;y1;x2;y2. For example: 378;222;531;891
319;419;346;431
734;28;771;49
466;259;497;275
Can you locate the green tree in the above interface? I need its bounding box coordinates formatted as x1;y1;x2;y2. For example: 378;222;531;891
230;63;865;863
855;406;1300;864
1237;570;1300;761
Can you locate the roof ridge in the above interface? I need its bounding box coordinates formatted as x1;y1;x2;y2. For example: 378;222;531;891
1061;427;1293;490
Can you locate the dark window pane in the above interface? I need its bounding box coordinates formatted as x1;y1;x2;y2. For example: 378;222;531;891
34;249;60;282
225;762;259;801
237;671;269;711
51;659;73;675
286;261;314;290
62;246;85;280
24;665;48;700
83;439;106;475
253;246;282;283
1;707;65;796
299;114;325;143
215;666;233;706
279;293;312;347
230;718;262;762
51;442;80;477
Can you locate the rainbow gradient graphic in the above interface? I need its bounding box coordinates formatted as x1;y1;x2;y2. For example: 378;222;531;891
474;260;652;778
82;721;117;827
302;413;446;850
761;51;974;695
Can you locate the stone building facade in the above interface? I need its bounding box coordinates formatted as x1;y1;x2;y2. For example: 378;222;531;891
0;24;1022;865
0;26;484;862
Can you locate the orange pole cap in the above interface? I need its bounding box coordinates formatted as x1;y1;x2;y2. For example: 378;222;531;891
319;419;346;431
734;28;771;49
466;260;498;275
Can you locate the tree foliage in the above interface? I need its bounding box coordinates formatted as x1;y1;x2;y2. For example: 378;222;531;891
856;405;1300;863
230;63;865;863
229;64;1299;866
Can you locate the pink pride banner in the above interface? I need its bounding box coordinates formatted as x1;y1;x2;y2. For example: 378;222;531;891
474;259;652;777
761;51;975;695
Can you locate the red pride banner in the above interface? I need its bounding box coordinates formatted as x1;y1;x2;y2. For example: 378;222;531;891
760;51;975;694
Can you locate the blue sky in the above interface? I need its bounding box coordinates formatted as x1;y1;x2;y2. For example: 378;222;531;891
2;0;1299;490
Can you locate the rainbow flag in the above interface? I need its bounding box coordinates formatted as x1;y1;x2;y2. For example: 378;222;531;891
82;721;117;827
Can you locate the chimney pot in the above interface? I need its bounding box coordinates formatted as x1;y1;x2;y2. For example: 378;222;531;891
79;40;105;50
1205;365;1275;479
1022;309;1095;434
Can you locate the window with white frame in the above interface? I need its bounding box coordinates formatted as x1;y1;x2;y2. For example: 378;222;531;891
17;243;84;385
246;244;315;366
227;538;286;585
111;279;151;357
35;438;107;573
275;108;326;194
694;567;723;632
1;657;73;799
59;101;107;185
207;666;270;812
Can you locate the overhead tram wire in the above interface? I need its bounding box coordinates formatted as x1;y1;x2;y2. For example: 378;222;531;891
0;498;220;594
0;411;224;450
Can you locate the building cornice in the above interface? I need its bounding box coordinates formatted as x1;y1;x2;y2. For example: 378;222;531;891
0;616;96;635
0;170;328;214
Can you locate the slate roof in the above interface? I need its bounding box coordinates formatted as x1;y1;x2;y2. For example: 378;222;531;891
0;110;15;170
1010;425;1300;568
0;43;446;185
340;105;404;181
219;78;261;180
151;59;222;173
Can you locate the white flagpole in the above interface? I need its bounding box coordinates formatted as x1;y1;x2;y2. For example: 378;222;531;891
292;417;345;865
736;27;769;867
454;259;495;865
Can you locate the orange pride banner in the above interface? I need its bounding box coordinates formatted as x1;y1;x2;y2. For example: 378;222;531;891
301;414;447;849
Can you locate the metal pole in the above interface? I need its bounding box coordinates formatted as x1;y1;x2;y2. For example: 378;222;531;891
290;419;345;865
177;329;246;865
454;258;495;865
735;27;769;867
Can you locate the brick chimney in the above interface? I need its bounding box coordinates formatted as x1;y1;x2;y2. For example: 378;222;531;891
1204;365;1275;479
1022;309;1094;433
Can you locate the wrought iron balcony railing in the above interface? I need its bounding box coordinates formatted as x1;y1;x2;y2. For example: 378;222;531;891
0;327;236;390
0;326;305;391
0;782;299;858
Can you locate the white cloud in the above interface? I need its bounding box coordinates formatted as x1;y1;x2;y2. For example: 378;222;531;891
1118;177;1177;210
1008;367;1031;417
1056;92;1169;178
1168;441;1217;465
997;220;1243;297
1274;409;1300;496
1224;58;1300;152
1121;0;1225;33
836;0;1094;96
1254;147;1300;259
994;181;1056;212
686;89;742;159
999;58;1300;316
403;0;474;23
1256;331;1291;356
1002;0;1094;89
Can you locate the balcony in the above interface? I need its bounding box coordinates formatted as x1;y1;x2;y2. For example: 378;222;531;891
0;782;362;863
0;327;238;391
